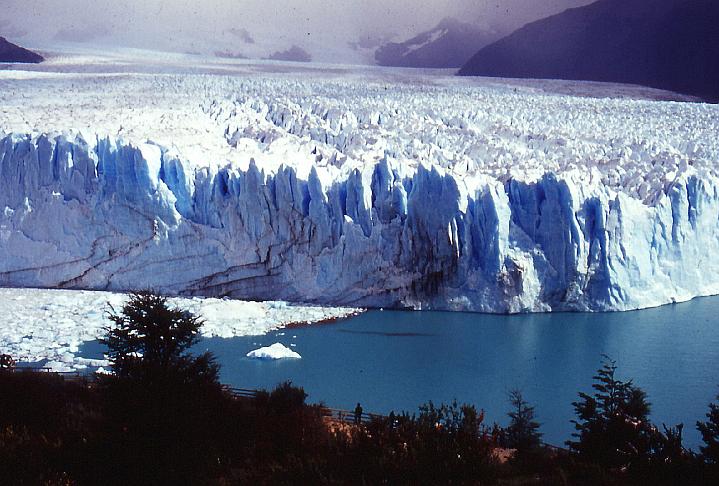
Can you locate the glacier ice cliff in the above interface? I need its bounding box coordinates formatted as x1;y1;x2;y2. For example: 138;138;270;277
2;132;719;313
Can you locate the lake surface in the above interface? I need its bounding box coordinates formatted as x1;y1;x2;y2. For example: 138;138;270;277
193;297;719;450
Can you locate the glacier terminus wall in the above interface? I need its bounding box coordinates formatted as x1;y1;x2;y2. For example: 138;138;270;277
1;59;718;313
2;132;719;313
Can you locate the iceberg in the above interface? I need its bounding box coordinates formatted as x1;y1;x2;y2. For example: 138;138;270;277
246;343;301;360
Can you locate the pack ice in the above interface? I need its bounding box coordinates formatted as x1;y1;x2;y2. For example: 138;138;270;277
0;287;357;371
1;51;718;313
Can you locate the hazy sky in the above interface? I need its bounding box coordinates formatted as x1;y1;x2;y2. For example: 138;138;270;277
0;0;595;62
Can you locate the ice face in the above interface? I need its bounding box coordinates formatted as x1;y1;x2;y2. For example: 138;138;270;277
0;53;718;314
2;131;718;314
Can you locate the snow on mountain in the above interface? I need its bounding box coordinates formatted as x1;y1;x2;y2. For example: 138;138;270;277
0;288;358;371
1;51;718;314
375;18;499;68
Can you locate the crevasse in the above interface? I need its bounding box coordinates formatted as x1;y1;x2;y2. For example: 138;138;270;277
2;132;718;313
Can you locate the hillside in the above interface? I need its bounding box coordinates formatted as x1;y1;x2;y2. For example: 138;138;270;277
458;0;719;101
375;18;498;69
0;36;43;63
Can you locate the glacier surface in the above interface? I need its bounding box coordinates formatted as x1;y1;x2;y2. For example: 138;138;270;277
1;49;718;313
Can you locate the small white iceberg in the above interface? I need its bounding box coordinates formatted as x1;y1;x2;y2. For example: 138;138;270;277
246;342;301;360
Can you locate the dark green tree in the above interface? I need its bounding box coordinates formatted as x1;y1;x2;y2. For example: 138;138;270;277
101;291;217;382
505;389;542;453
97;292;228;484
697;393;719;464
567;356;656;470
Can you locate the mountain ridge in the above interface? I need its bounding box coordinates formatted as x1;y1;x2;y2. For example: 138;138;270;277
375;17;498;69
0;36;44;63
458;0;719;101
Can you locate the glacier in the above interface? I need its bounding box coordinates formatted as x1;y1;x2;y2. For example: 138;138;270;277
2;132;718;313
1;50;718;313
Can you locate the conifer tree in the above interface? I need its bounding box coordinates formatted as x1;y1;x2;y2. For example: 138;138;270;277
505;389;542;453
697;393;719;464
99;292;224;483
102;291;217;382
567;356;655;469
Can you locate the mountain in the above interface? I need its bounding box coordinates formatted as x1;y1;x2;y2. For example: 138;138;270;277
0;36;43;63
267;45;312;63
214;50;247;60
375;18;499;69
458;0;719;101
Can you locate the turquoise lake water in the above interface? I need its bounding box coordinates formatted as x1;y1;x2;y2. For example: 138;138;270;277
193;297;719;450
75;296;719;449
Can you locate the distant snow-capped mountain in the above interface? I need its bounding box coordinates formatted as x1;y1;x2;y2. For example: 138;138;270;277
458;0;719;101
375;18;499;69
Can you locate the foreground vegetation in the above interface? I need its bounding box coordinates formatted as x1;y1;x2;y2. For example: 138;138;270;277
0;292;718;484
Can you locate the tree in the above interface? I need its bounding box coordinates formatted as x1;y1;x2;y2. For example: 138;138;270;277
567;356;656;470
697;393;719;464
101;291;217;382
505;389;542;453
97;292;228;484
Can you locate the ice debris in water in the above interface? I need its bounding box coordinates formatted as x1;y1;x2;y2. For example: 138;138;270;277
246;342;302;360
0;288;357;371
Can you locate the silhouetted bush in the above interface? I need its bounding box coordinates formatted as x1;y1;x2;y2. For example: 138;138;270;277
0;371;98;484
330;400;500;484
240;382;332;483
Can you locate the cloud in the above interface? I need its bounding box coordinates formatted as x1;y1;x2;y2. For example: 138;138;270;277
53;25;110;43
0;0;595;60
0;18;28;40
226;28;255;44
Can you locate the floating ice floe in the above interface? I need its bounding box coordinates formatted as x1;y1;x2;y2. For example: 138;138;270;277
0;288;357;371
246;343;302;360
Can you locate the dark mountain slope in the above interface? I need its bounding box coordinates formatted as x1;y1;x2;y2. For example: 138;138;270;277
458;0;719;101
0;36;43;63
376;18;499;69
